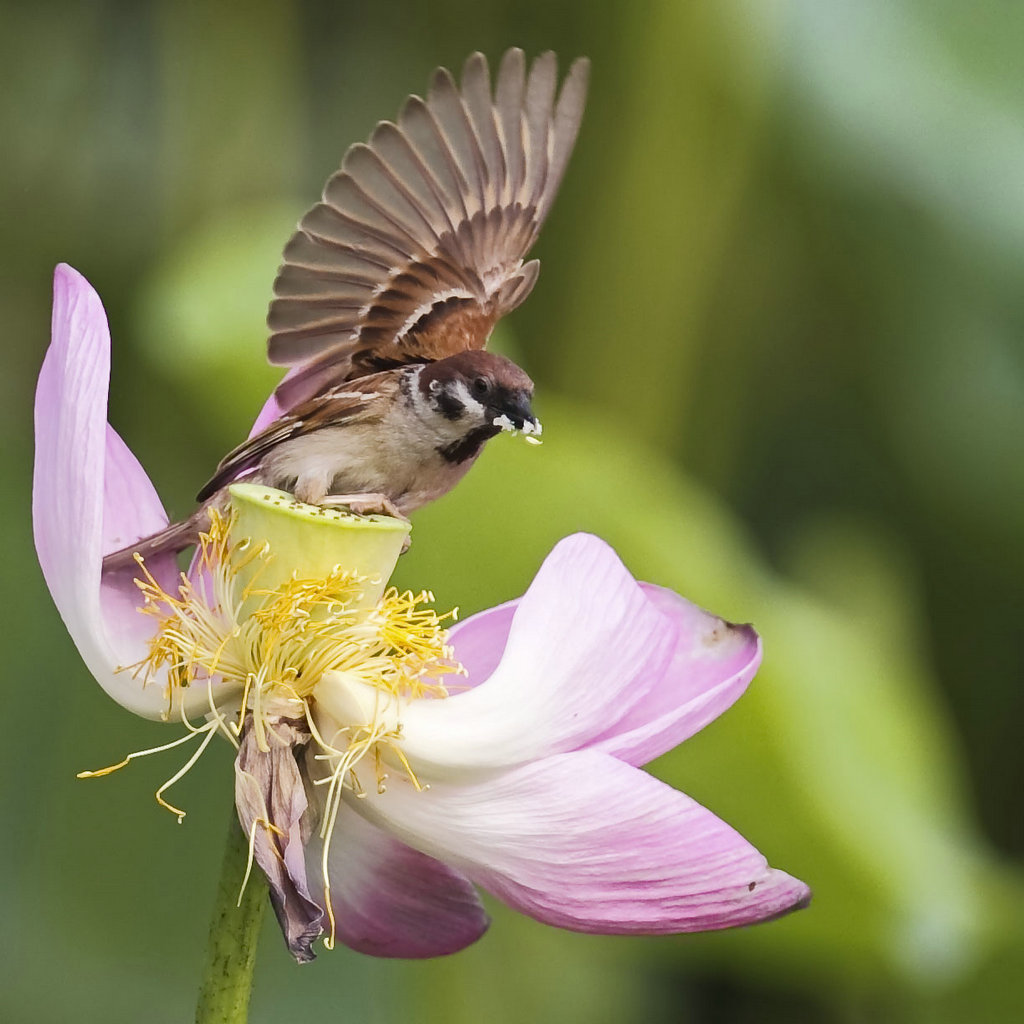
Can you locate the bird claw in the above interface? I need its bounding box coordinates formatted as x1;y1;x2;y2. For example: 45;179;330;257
319;494;412;553
319;493;408;522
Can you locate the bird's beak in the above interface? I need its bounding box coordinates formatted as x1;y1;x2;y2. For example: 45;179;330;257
495;394;542;436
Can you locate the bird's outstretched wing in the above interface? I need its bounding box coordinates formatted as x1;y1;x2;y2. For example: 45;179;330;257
267;48;589;410
196;375;393;501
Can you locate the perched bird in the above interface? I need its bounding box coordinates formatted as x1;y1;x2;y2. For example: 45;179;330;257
103;48;589;571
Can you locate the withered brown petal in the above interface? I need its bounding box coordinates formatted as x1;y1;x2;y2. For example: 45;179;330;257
234;717;324;963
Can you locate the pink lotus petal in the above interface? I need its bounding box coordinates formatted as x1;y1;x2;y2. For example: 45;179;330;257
591;585;762;766
395;534;680;773
33;265;210;719
98;427;181;662
249;389;285;437
445;576;761;768
306;800;489;958
358;749;810;934
445;600;517;687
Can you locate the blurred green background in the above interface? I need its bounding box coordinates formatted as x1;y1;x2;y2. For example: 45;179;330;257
5;1;1024;1021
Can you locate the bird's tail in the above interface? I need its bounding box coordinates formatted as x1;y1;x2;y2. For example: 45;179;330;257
102;504;213;574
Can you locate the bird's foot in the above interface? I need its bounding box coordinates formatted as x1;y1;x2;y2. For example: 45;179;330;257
319;493;411;552
319;492;409;522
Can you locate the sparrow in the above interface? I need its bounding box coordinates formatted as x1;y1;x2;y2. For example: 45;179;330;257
103;48;588;572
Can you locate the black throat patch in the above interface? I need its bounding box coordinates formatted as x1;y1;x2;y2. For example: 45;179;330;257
438;424;501;464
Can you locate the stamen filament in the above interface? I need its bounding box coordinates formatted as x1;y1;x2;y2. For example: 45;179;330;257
77;727;216;780
239;816;285;908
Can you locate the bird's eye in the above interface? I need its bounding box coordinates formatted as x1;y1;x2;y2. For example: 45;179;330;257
471;377;491;399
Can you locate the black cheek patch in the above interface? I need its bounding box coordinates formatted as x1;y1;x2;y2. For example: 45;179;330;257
435;388;466;421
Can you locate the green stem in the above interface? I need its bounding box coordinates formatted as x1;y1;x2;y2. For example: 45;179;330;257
195;812;268;1024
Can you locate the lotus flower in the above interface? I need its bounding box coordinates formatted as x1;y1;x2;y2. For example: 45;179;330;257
33;264;810;963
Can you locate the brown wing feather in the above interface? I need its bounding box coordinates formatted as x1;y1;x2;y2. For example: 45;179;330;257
195;377;389;501
267;48;590;411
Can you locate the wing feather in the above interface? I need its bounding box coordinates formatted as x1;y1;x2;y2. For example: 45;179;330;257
343;142;447;241
521;51;556;222
461;52;505;209
397;96;472;223
267;48;590;407
426;67;488;217
542;56;590;223
495;48;527;207
368;120;460;236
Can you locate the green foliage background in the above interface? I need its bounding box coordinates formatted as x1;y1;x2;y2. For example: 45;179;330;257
4;1;1023;1021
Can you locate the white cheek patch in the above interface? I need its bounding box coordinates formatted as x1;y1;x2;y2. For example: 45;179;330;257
453;380;483;417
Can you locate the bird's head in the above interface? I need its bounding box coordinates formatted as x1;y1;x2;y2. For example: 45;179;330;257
418;350;540;439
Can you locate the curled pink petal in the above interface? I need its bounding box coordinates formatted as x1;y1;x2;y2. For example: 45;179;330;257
306;800;489;958
33;265;211;719
358;750;810;934
591;585;762;766
445;576;762;769
395;534;679;773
